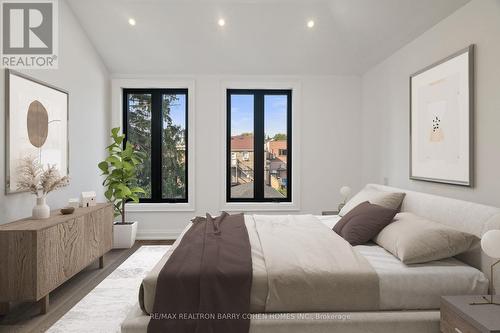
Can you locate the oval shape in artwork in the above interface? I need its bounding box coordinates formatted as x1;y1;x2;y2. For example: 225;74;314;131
27;100;49;148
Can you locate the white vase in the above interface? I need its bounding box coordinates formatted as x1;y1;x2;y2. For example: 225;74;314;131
33;196;50;219
113;221;138;249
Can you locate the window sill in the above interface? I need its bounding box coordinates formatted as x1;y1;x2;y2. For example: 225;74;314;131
125;202;195;212
221;202;300;212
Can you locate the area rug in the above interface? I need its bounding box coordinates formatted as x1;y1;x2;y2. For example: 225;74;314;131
47;245;169;333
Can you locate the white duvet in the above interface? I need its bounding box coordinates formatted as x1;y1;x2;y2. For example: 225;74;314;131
248;214;380;312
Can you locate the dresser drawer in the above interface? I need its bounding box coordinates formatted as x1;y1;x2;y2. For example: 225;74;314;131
441;302;480;333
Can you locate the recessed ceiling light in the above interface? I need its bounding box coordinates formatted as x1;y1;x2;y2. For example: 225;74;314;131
128;18;136;26
218;18;226;27
307;20;315;28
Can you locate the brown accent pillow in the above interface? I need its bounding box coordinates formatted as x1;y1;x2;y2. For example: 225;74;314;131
333;201;397;246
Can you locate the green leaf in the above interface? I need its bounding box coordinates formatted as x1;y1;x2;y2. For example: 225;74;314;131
110;141;121;148
131;187;146;194
98;161;109;173
106;155;120;164
110;168;122;176
123;142;133;155
116;184;132;195
106;156;122;169
123;161;133;171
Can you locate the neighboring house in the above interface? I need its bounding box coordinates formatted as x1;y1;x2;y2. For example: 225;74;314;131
230;135;254;185
230;135;287;197
265;140;288;191
266;140;288;162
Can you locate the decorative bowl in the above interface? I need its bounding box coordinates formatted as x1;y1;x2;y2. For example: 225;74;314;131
60;207;75;215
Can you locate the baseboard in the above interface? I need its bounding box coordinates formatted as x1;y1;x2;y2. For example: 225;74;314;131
136;229;183;240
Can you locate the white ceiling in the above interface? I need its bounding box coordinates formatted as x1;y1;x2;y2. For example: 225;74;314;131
67;0;470;75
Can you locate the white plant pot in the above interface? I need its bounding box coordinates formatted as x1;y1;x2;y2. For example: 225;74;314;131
33;196;50;219
113;221;138;249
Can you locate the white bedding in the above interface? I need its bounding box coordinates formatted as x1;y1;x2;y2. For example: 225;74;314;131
316;215;489;310
141;214;489;314
250;214;379;312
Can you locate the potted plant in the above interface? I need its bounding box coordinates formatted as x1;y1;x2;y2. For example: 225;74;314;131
98;127;146;248
16;156;69;219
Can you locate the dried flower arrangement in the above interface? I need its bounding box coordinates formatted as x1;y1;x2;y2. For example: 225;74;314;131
16;155;69;198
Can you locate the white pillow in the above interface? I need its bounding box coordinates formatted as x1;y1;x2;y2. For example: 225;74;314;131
339;186;405;216
374;212;477;264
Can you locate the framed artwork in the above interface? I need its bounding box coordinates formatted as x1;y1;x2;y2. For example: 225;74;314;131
410;45;474;187
5;69;69;194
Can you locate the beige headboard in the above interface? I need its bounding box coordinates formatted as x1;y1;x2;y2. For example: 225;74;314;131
366;184;500;291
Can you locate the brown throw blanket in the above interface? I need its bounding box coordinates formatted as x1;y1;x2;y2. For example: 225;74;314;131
148;212;253;333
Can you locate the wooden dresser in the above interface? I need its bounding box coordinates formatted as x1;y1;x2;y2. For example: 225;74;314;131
0;203;113;315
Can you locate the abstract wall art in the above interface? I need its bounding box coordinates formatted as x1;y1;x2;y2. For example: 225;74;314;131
410;45;474;186
5;69;69;194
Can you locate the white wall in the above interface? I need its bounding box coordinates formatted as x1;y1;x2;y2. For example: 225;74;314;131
361;0;500;207
0;0;110;224
115;75;363;239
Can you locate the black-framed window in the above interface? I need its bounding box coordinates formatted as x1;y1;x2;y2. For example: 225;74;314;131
123;88;188;203
227;89;292;202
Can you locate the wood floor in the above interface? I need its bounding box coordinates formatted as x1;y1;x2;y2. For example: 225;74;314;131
0;240;174;333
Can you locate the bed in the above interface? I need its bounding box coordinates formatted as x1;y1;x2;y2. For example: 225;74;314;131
121;184;500;333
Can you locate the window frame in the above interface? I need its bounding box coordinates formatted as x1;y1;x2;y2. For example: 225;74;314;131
226;89;292;203
122;88;189;203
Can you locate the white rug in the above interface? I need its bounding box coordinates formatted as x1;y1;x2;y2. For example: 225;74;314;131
47;246;169;333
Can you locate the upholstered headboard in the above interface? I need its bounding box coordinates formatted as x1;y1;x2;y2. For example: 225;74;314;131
367;184;500;291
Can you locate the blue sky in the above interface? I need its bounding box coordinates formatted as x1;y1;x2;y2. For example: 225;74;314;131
231;94;287;136
164;93;287;136
166;94;186;128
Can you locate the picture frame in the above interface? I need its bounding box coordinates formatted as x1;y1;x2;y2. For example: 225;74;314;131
5;69;69;194
409;45;474;187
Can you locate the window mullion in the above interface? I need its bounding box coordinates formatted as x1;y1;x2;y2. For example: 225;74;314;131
254;92;265;201
183;91;189;202
151;91;163;202
286;91;292;202
226;91;232;203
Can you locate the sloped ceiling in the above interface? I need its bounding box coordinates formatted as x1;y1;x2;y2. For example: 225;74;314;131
67;0;470;75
